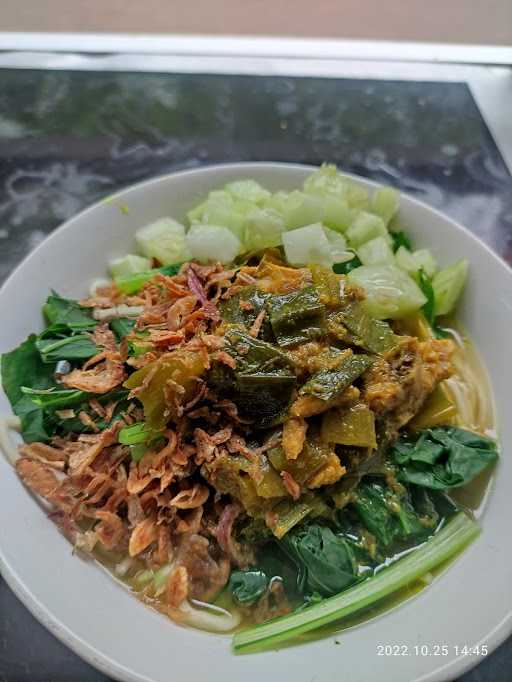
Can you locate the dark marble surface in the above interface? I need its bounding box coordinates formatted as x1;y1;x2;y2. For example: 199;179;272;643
0;70;511;682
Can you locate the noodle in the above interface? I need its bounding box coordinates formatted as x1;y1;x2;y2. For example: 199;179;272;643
443;331;496;436
0;415;21;466
179;600;241;632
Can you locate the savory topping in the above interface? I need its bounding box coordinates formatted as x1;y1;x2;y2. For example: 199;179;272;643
0;165;495;649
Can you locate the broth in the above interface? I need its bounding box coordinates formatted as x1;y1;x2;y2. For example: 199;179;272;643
86;324;497;636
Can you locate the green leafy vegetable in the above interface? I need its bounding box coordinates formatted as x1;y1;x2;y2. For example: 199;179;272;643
417;269;435;325
235;374;297;427
110;317;136;341
281;525;358;597
300;353;373;401
229;570;270;605
0;334;57;442
21;387;90;411
41;292;96;336
225;328;293;375
232;512;479;653
219;286;273;341
267;286;325;347
353;480;434;549
392;426;498;490
35;334;99;363
390;230;412;253
336;299;398;354
52;390;130;435
212;329;296;427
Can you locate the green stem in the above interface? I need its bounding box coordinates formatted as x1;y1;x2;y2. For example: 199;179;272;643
232;512;479;654
115;263;181;294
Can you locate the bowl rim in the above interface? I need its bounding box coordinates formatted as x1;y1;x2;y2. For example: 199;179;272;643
1;161;511;682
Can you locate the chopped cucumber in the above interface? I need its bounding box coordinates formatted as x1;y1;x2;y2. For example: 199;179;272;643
348;264;427;319
244;207;285;250
346;212;389;248
186;224;241;264
395;246;418;274
323;227;353;263
266;191;324;230
358;236;395;266
432;259;468;316
187;199;207;224
303;164;370;211
109;254;151;279
225;179;270;204
303;164;348;198
322;196;354;232
344;182;370;210
187;190;254;241
413;249;437;278
371;187;399;225
135;218;191;265
282;223;333;267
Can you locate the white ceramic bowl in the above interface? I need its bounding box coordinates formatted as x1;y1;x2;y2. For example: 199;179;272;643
1;163;511;682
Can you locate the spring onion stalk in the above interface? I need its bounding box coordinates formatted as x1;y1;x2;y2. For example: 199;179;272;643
115;263;182;294
233;512;479;654
118;422;156;445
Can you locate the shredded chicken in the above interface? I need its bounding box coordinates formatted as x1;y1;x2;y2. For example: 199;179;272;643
282;417;308;460
307;454;346;488
362;336;455;434
249;310;266;338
